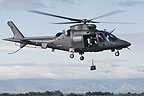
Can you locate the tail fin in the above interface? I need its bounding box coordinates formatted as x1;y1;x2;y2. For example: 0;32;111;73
7;21;24;39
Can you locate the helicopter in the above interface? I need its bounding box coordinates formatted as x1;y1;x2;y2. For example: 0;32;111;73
3;10;131;70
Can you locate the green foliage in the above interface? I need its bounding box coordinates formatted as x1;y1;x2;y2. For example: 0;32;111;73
85;91;113;96
0;91;144;96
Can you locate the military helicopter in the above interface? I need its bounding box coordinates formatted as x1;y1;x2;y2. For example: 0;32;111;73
3;10;131;70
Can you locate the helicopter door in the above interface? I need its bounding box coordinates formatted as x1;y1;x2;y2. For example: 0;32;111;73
83;35;98;48
72;36;84;48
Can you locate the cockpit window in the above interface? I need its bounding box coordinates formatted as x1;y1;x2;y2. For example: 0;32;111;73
105;33;117;41
98;33;105;42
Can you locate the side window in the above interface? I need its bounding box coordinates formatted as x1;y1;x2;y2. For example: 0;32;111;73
98;33;105;42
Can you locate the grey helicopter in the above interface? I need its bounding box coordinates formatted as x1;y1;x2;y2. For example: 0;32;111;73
3;10;131;70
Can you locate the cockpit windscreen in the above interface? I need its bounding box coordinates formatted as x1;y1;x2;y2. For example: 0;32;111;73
105;33;117;41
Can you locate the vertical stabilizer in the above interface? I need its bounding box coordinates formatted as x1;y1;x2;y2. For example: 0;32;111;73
7;21;24;39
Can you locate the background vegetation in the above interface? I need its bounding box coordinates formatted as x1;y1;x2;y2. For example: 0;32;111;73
0;91;144;96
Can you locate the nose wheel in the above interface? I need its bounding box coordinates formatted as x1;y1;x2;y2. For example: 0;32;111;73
115;50;120;56
80;55;84;61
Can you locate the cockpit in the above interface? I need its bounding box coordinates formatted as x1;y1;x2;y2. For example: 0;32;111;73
105;33;117;41
84;32;118;48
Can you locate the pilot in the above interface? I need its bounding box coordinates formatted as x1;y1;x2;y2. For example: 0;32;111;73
90;37;95;46
87;38;91;47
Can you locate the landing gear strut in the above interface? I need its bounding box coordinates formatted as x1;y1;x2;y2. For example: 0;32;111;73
79;52;84;61
90;59;96;71
69;48;75;59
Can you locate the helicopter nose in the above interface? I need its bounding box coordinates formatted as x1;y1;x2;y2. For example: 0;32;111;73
124;41;131;47
121;40;131;48
114;40;131;48
126;42;131;47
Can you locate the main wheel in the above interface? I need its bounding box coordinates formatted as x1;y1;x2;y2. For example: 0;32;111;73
115;51;120;56
70;54;74;58
80;56;84;61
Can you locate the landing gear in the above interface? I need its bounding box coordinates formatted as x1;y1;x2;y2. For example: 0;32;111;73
80;56;84;61
70;54;74;58
69;48;75;59
79;52;84;61
115;50;120;56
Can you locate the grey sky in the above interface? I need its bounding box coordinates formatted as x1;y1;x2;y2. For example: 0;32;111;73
0;0;144;80
118;1;144;7
0;0;45;10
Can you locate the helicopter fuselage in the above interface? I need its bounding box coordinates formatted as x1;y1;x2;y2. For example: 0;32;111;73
40;24;131;53
3;21;131;60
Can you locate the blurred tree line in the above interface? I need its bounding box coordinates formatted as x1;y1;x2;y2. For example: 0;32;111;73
0;91;144;96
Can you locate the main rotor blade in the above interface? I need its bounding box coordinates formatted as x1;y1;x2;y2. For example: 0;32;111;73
52;21;81;24
29;10;82;22
90;10;126;20
91;21;135;24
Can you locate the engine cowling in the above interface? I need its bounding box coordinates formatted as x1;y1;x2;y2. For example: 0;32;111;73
87;24;96;29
